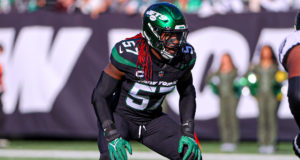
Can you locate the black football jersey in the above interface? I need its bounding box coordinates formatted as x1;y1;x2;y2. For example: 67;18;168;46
110;36;196;123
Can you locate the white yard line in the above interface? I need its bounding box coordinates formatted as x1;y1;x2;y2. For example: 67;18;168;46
0;149;166;159
203;153;299;160
0;149;298;160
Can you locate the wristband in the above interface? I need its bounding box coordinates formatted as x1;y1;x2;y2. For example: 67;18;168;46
181;120;194;138
102;120;120;142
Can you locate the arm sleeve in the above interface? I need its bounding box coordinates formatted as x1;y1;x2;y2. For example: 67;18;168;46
177;71;196;137
91;71;121;124
288;76;300;129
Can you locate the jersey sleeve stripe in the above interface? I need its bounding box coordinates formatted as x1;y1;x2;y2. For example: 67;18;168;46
111;46;137;68
189;58;196;65
180;57;196;70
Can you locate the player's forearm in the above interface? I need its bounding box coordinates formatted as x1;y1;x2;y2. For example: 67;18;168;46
179;85;196;120
177;74;196;137
179;85;196;137
91;71;120;128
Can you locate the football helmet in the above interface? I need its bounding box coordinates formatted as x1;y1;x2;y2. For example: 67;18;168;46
142;2;188;60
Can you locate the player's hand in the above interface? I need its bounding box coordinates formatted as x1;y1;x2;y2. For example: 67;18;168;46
108;137;132;160
178;136;202;160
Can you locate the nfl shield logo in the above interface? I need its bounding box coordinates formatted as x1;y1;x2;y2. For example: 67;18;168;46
136;70;144;78
158;71;164;78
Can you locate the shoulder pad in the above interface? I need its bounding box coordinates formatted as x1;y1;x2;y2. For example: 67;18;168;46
179;43;196;70
278;31;300;70
110;39;140;69
181;43;195;55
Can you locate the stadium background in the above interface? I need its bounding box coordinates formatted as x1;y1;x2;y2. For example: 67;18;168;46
0;10;298;142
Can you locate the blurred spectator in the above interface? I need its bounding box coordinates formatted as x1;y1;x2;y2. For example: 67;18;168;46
0;0;299;15
160;0;174;3
0;44;4;114
248;0;262;12
247;0;290;12
260;0;290;12
197;0;215;17
0;44;8;148
0;0;13;14
87;0;130;18
207;53;241;152
198;0;245;18
15;0;50;13
87;0;156;18
79;0;111;19
174;0;202;13
39;0;57;11
15;0;34;13
55;0;78;13
124;0;157;16
290;0;300;10
77;0;107;18
246;45;281;154
109;0;130;13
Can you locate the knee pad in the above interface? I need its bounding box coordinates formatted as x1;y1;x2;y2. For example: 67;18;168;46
288;76;300;128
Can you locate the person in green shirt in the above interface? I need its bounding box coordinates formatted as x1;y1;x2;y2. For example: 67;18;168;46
208;53;240;152
247;45;281;154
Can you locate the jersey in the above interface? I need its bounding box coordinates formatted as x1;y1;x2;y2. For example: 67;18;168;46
279;30;300;71
110;36;196;124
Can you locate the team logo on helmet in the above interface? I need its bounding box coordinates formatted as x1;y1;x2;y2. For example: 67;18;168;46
146;10;168;22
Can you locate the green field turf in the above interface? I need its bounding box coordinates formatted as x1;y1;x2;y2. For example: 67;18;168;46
0;140;295;160
5;140;99;151
2;139;294;154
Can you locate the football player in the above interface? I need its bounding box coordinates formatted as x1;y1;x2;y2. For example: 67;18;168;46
91;2;201;160
279;11;300;158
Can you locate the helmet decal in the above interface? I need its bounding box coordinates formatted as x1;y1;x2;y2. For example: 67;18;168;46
146;10;169;22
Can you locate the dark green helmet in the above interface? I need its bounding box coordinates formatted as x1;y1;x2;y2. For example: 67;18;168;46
142;2;188;60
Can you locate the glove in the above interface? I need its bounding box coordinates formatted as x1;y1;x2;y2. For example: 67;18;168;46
108;137;132;160
178;136;202;160
102;120;132;160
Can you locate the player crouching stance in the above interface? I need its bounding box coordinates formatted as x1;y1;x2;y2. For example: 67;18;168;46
92;2;202;160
